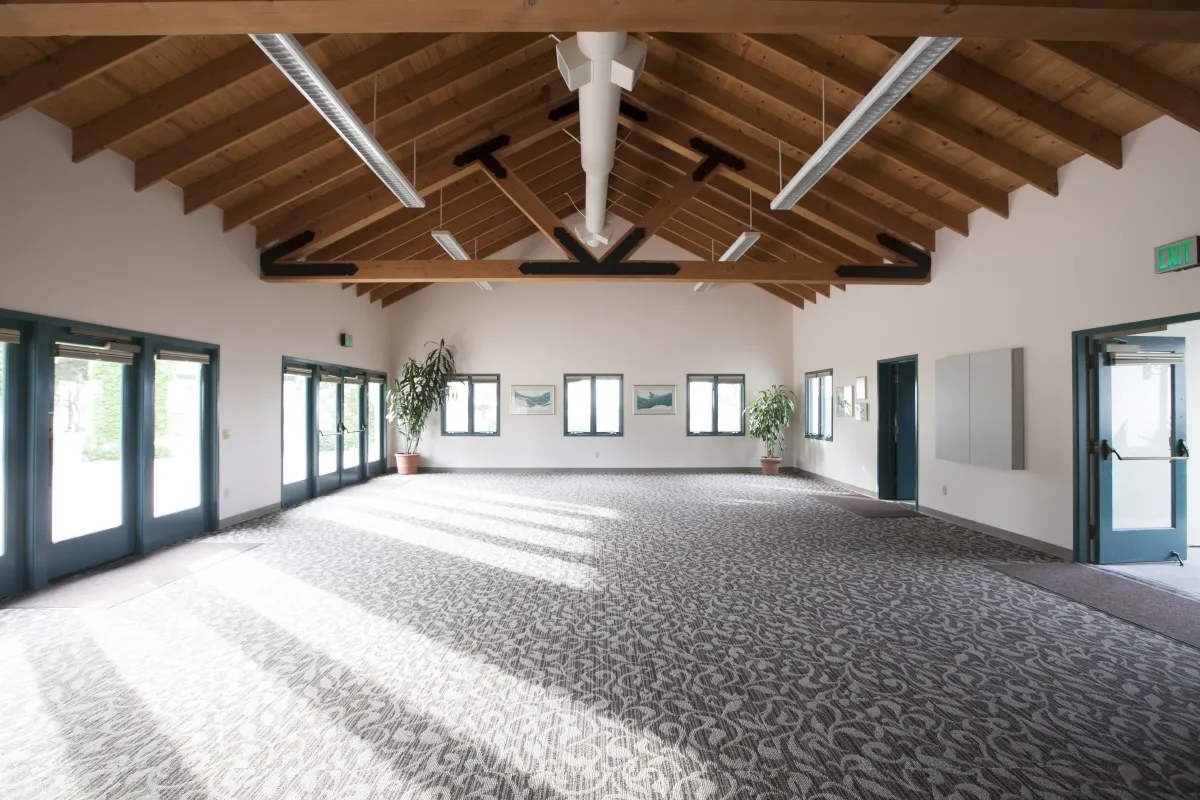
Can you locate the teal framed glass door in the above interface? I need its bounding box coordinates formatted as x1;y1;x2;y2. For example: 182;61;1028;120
366;377;385;478
316;371;343;495
0;321;24;598
339;376;365;486
1093;336;1188;564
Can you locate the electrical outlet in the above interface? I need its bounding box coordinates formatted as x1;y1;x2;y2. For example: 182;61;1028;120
222;429;231;440
595;451;600;459
223;488;230;500
942;485;948;496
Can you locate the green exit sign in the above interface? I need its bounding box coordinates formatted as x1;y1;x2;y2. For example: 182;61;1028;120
1155;236;1198;274
340;333;353;348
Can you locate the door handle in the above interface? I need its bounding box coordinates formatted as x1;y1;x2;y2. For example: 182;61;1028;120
1101;439;1190;461
317;428;342;437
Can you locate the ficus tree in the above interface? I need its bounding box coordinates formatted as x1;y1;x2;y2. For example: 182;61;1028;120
744;384;796;459
385;339;457;455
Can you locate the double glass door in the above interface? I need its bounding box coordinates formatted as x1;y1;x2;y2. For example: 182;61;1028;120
1090;336;1188;564
0;313;217;599
282;360;385;507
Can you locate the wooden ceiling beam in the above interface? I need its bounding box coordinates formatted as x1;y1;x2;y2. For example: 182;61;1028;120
71;34;328;162
748;35;1060;196
755;283;808;309
381;282;431;309
2;2;1195;42
871;36;1124;170
1036;41;1200;135
644;39;994;224
612;159;721;257
186;35;544;214
267;259;929;286
222;45;557;230
484;154;585;256
276;93;576;258
0;36;163;122
134;33;449;190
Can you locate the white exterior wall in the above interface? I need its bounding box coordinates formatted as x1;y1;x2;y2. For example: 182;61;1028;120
0;110;391;520
791;117;1200;550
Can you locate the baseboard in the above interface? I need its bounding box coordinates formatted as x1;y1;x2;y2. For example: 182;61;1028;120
418;467;765;474
218;502;281;530
794;468;878;498
918;505;1074;561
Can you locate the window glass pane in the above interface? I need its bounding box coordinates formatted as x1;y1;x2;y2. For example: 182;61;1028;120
689;379;713;434
596;377;621;434
318;381;338;475
1111;363;1173;529
717;379;742;433
367;382;382;462
0;344;6;557
154;360;202;518
473;379;499;434
444;379;470;433
566;378;592;434
343;383;361;469
821;375;834;438
52;358;124;541
806;377;820;436
283;374;309;484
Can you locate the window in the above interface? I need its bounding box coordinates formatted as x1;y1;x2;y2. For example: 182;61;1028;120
687;375;745;436
564;374;623;436
442;375;500;436
367;378;383;462
805;369;834;440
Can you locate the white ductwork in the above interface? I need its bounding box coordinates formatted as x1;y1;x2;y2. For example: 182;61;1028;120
556;32;647;248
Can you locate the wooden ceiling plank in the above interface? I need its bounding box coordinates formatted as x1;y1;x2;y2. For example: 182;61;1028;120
3;2;1195;42
381;282;431;309
485;154;584;256
279;94;576;258
613;163;719;257
871;36;1124;169
749;34;1061;196
644;38;985;227
270;259;929;286
221;45;557;230
134;33;449;190
1036;41;1200;134
71;34;328;162
0;35;163;122
755;283;807;309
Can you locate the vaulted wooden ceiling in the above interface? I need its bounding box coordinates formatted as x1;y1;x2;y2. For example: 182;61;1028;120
1;2;1198;308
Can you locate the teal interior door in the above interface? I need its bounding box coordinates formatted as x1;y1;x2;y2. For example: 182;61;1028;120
316;371;342;495
1094;336;1188;564
0;322;23;597
339;376;365;486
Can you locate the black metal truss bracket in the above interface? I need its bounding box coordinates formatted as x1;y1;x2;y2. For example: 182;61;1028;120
453;135;511;179
549;98;649;124
689;137;746;181
259;231;357;279
834;234;932;282
521;227;678;276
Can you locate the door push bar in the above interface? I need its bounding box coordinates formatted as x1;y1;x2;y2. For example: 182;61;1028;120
1100;440;1189;462
318;423;366;436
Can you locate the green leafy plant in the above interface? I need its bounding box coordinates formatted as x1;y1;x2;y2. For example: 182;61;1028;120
385;339;457;455
745;384;796;459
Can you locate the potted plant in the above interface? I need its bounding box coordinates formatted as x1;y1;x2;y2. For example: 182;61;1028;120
745;384;795;476
385;339;456;474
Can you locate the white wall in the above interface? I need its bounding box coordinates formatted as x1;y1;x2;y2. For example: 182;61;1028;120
389;212;795;468
0;110;391;520
792;116;1200;550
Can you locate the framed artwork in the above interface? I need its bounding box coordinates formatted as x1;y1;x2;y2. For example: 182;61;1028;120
855;376;868;401
633;385;677;415
854;401;869;421
511;385;555;415
835;385;854;418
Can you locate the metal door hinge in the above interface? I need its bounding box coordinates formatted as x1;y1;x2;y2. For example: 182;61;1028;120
1088;523;1098;540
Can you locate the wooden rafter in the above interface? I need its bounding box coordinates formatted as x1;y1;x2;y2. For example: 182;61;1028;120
0;36;162;121
2;2;1195;42
1035;41;1200;135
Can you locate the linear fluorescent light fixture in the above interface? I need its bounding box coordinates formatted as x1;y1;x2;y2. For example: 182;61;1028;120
251;34;424;208
771;36;960;210
693;282;714;292
475;281;494;291
431;229;470;260
719;231;762;262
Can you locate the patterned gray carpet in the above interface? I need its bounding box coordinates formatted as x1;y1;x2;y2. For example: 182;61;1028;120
1;472;1198;799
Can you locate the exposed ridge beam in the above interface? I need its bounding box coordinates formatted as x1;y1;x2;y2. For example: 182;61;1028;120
0;36;163;122
134;33;449;190
1036;41;1200;135
72;34;328;162
220;43;556;229
2;2;1195;42
746;34;1060;197
871;36;1123;170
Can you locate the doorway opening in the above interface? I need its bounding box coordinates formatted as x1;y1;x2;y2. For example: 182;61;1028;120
878;356;918;505
1074;311;1198;596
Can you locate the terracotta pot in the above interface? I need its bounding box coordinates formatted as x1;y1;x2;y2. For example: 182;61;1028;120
760;457;782;476
395;453;420;475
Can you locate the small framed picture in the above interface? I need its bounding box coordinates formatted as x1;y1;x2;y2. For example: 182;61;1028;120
633;385;677;415
511;385;555;415
835;385;854;417
855;376;868;401
854;401;868;422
